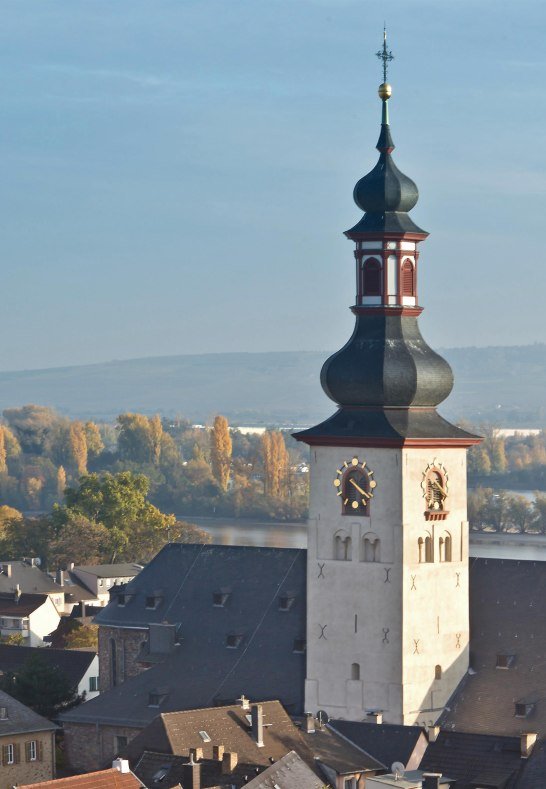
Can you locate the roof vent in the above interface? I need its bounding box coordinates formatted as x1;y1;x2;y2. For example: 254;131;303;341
148;687;169;707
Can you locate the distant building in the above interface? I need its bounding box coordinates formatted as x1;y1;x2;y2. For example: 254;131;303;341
69;563;143;607
19;758;143;789
0;593;59;647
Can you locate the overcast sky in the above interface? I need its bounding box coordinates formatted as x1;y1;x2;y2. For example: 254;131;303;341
0;0;544;370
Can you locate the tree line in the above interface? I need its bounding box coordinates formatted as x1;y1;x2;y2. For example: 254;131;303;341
0;405;308;520
469;487;546;533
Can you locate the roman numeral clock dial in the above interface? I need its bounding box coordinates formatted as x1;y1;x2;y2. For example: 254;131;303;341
333;456;377;514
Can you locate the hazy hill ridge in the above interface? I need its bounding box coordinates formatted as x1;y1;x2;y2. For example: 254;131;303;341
0;345;545;426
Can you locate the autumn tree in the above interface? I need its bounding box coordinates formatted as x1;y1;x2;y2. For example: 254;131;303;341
261;431;289;498
84;422;104;459
69;421;88;475
210;416;232;492
48;513;109;567
117;413;164;466
149;415;163;466
64;623;98;649
0;429;7;475
57;466;67;500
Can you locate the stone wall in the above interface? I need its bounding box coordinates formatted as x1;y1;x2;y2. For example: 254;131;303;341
98;625;147;692
64;722;142;773
0;731;55;789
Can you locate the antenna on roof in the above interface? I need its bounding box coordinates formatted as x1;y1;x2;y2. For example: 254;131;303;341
391;762;405;781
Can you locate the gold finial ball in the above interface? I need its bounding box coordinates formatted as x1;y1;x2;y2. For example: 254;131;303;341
378;82;392;100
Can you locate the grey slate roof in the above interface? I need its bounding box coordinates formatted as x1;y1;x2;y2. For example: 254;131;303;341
74;564;142;579
440;557;546;788
327;720;426;770
64;544;306;724
420;730;525;789
0;645;95;691
0;561;61;595
0;688;56;735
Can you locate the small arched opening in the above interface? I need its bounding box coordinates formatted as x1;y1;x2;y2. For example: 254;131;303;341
401;258;415;296
351;663;360;681
362;258;382;296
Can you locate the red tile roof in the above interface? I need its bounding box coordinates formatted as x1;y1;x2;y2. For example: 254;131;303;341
19;768;143;789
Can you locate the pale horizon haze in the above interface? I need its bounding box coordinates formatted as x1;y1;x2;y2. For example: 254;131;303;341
0;1;544;370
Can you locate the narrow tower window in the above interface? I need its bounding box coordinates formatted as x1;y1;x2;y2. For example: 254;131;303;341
401;258;414;296
435;665;442;680
351;663;360;680
334;532;352;561
110;638;117;688
363;258;382;296
363;533;380;562
425;534;433;563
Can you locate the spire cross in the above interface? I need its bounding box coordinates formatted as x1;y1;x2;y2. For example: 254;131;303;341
376;26;394;83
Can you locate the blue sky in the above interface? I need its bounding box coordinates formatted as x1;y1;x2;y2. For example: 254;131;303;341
0;0;544;369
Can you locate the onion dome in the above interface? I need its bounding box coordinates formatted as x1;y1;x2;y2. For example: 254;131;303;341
320;313;454;408
347;83;426;236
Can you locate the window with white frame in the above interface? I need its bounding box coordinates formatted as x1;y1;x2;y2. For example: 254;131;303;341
28;740;36;761
6;743;14;764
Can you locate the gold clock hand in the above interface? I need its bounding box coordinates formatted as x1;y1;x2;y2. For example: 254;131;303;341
432;479;448;497
349;478;366;495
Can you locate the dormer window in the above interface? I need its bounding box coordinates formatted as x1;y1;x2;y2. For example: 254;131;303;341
279;593;296;611
145;591;163;610
515;701;534;718
0;707;8;720
226;633;244;649
213;589;231;608
148;687;169;707
117;594;126;607
496;653;515;669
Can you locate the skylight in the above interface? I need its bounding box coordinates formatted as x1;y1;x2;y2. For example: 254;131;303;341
198;730;211;742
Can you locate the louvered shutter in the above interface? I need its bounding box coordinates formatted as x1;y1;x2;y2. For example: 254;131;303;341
14;743;20;764
25;742;31;762
37;740;43;762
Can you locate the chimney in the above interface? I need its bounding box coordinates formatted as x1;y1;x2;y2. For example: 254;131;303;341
251;704;264;747
189;747;203;762
222;752;238;774
182;757;201;789
3;564;11;578
238;694;250;710
521;732;537;758
56;569;64;587
69;562;75;571
14;585;21;603
112;758;130;774
81;601;86;619
427;725;440;743
212;745;225;762
367;711;383;725
422;774;442;789
304;712;315;734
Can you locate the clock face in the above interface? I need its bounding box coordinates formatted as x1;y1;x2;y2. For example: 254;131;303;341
333;456;377;513
421;460;448;511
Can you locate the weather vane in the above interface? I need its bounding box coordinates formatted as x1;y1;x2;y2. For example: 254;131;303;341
376;26;394;83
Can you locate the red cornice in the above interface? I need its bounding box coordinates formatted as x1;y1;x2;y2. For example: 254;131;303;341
351;305;423;317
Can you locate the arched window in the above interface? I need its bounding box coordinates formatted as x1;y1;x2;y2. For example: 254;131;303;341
444;532;452;562
401;259;414;296
351;663;360;680
363;533;380;562
334;532;352;561
425;534;433;563
343;469;370;516
110;638;117;688
435;665;442;680
363;258;382;296
418;537;424;563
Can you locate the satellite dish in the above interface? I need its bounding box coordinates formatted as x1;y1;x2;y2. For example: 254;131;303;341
316;710;329;727
391;762;405;781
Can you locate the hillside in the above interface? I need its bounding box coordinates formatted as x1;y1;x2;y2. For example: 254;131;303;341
0;345;544;426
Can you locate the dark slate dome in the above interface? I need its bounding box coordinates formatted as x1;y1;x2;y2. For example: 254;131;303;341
353;154;419;214
320;313;454;408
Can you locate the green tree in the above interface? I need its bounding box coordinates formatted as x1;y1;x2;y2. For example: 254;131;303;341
210;415;232;492
53;471;180;562
0;654;81;718
49;513;109;567
506;495;535;533
0;516;54;564
3;405;59;454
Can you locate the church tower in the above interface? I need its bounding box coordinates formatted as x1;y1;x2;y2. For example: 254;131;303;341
295;34;480;726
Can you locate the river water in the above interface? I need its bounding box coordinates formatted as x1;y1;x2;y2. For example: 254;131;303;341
178;515;307;549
